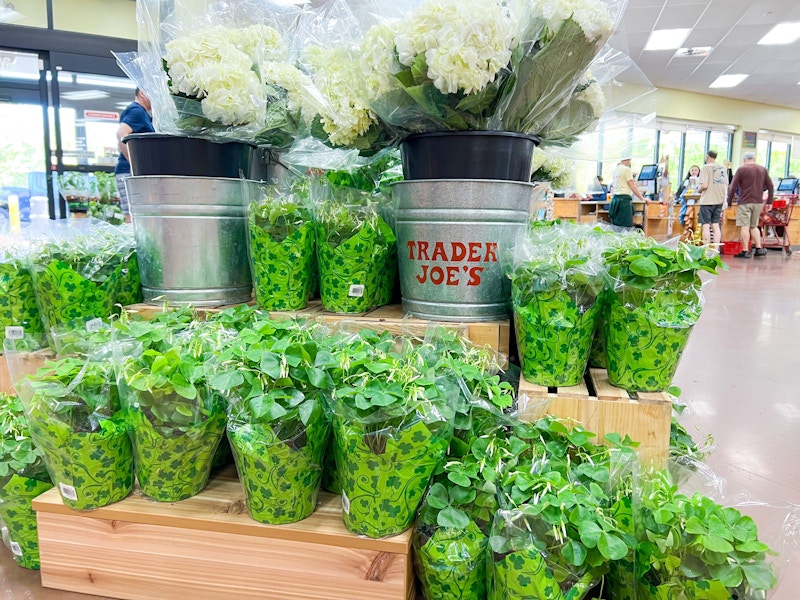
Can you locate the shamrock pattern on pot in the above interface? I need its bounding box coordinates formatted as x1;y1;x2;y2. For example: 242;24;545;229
0;262;44;343
414;520;488;599
0;474;53;569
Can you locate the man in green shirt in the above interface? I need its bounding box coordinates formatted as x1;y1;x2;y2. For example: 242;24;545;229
610;156;649;227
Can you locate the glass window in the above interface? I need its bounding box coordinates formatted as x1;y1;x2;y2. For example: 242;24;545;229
789;147;800;178
0;0;48;28
684;129;706;177
757;139;769;166
768;142;788;180
709;131;731;162
52;0;137;40
0;49;41;84
658;130;683;192
0;103;46;223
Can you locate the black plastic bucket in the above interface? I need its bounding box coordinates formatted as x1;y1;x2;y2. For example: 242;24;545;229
401;131;540;182
123;133;269;180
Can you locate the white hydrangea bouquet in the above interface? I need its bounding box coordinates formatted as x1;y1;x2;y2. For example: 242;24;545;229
360;0;624;143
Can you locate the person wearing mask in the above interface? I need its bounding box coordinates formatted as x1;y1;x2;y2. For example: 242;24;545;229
727;151;774;258
697;150;728;245
676;164;701;226
609;156;649;227
115;88;154;221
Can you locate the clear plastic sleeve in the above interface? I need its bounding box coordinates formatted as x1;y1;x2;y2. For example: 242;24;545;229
9;342;133;511
0;238;44;344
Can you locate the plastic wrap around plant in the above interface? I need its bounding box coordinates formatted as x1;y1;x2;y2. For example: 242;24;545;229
0;393;52;570
0;241;44;344
315;187;396;314
209;319;332;524
328;345;456;538
508;223;606;387
28;221;139;331
11;350;134;511
603;241;724;392
118;339;225;502
246;183;316;311
128;0;325;146
356;0;623;141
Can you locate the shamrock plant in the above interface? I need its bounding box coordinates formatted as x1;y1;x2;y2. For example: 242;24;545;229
0;394;44;479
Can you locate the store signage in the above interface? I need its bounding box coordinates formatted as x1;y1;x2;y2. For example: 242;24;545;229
405;240;498;286
84;110;119;121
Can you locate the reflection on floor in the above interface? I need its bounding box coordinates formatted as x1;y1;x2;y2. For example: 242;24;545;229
1;251;799;599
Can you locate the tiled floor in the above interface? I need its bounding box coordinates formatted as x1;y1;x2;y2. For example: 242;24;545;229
2;250;799;599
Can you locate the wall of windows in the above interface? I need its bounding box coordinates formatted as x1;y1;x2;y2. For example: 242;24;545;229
757;133;796;180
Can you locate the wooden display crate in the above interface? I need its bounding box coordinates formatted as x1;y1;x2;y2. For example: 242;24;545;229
124;302;511;357
33;468;414;600
517;368;671;467
0;349;54;395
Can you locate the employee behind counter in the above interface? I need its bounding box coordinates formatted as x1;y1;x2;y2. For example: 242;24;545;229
609;156;650;227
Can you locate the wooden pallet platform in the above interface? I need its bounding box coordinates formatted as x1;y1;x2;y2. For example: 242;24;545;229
124;301;511;357
33;467;414;600
517;368;671;467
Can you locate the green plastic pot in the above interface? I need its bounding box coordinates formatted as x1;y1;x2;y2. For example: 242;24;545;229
128;407;226;502
250;220;315;311
513;286;601;387
0;263;44;343
0;474;53;569
27;411;133;510
413;521;488;600
605;287;699;392
33;259;123;330
333;415;450;538
228;406;329;525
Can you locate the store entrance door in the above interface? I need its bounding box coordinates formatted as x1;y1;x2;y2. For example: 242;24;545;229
0;48;51;223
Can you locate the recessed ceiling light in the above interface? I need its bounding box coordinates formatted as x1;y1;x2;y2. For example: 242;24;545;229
644;29;691;51
61;90;110;101
675;46;713;57
709;74;749;88
75;74;136;90
758;22;800;45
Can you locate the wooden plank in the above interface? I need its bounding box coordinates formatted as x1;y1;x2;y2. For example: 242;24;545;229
34;468;410;555
37;512;411;600
589;368;630;401
517;375;549;399
0;354;11;395
0;349;54;394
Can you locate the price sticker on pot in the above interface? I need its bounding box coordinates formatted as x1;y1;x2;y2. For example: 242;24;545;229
85;318;103;333
341;490;350;515
348;284;365;298
10;541;22;557
5;326;23;340
59;483;78;502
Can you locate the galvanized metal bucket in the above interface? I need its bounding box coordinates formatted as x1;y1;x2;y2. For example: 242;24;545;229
126;176;253;306
393;179;533;321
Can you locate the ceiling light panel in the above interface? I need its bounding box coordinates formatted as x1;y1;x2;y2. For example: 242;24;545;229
758;22;800;45
645;28;692;51
709;74;749;88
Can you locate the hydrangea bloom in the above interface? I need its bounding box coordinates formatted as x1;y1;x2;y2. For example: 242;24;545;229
394;0;514;95
305;46;377;147
359;22;400;97
202;70;265;125
234;24;287;64
540;0;614;41
262;60;325;121
532;149;572;189
577;80;605;118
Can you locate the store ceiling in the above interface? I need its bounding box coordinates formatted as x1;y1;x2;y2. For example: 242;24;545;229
619;0;800;110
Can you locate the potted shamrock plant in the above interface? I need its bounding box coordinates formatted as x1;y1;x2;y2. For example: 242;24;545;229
632;470;778;600
0;393;53;569
315;183;396;314
119;339;226;502
210;319;332;524
247;185;316;311
508;224;606;387
329;346;456;538
15;354;134;511
0;246;44;345
603;241;725;391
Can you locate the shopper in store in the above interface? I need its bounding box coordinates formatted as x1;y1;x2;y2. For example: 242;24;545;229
609;156;649;227
697;150;728;246
676;164;701;226
727;151;774;258
115;88;154;221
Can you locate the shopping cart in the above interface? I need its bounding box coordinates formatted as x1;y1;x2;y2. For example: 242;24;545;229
759;198;794;255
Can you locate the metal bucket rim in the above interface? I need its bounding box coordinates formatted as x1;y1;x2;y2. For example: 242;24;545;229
391;178;535;188
125;175;260;184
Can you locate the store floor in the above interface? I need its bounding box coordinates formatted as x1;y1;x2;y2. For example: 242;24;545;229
2;251;799;600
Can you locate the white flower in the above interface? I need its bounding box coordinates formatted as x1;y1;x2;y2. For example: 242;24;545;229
393;0;514;95
540;0;614;42
202;70;265;126
305;45;378;147
359;23;401;97
235;24;287;64
532;148;572;189
262;60;326;120
576;80;605;117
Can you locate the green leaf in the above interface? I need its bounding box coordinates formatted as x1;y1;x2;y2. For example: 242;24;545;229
708;562;743;588
629;256;659;278
579;520;602;548
702;535;734;553
562;539;588;567
209;370;244;391
447;472;472;488
598;532;628;560
173;383;197;400
259;352;282;379
741;561;777;590
427;483;449;510
437;506;470;530
298;399;315;426
306;367;328;389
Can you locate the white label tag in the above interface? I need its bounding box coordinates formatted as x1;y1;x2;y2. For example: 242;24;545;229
85;318;103;332
4;326;23;340
10;541;22;557
341;490;350;515
348;284;365;298
59;483;78;501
